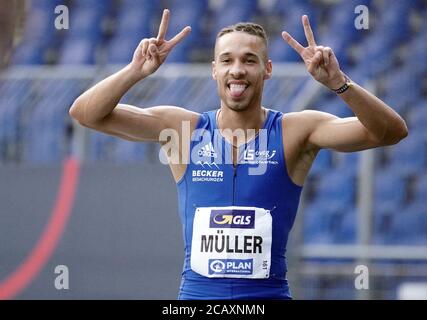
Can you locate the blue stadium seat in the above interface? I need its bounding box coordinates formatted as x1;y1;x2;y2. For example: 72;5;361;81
318;98;354;118
354;35;396;78
12;42;46;65
310;149;333;176
335;208;357;244
420;10;427;34
209;0;258;45
303;200;351;244
272;0;316;18
372;202;400;244
166;0;207;42
344;66;370;85
28;0;60;40
374;169;407;208
381;66;422;114
319;0;372;67
352;0;412;77
58;1;113;65
36;0;63;9
325;0;371;39
67;7;105;40
412;172;427;203
269;3;318;62
114;7;151;37
59;38;96;64
303;203;334;244
406;100;427;131
384;132;426;175
73;0;112;12
106;1;162;64
269;36;300;63
390;202;427;245
106;36;140;64
403;35;427;76
335;152;360;175
12;3;58;64
312;170;356;207
121;0;156;10
375;3;411;44
164;46;190;63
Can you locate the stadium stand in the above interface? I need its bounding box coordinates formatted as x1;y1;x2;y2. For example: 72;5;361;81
1;0;426;299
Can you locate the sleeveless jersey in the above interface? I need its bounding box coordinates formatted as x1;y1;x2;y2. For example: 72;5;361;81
176;109;302;299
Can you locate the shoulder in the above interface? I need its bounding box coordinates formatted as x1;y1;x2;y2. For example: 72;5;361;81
153;105;201;131
282;109;337;124
281;110;338;149
282;110;338;133
158;105;200;120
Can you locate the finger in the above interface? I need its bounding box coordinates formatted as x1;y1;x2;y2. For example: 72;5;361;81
313;51;322;65
157;9;170;41
143;38;156;59
147;38;158;60
308;51;322;73
322;49;328;65
141;39;149;58
323;47;332;66
282;31;304;55
302;15;316;47
148;44;160;64
168;26;191;48
315;46;327;65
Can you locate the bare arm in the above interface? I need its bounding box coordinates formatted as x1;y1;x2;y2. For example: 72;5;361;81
282;15;408;153
69;9;197;143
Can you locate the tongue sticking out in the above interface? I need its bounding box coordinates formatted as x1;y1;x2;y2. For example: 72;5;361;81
229;84;246;97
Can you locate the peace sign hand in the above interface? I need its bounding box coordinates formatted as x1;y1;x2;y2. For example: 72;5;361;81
130;9;191;79
282;15;345;90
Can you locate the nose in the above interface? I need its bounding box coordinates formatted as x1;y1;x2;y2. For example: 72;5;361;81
229;61;246;78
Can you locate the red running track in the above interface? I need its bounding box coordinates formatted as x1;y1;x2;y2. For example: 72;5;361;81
0;157;80;299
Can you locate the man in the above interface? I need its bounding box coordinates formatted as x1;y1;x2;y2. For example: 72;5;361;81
69;9;408;299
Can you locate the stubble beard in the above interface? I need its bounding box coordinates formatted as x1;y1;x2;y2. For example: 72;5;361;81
225;101;250;112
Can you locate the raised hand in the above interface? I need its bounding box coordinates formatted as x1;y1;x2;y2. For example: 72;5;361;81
130;9;191;79
282;15;345;90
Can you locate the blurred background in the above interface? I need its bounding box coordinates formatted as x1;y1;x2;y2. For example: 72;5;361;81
0;0;426;299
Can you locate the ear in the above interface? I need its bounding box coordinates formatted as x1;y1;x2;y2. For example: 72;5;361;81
212;61;217;80
263;60;272;80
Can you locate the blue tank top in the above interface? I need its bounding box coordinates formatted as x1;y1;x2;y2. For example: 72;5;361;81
176;109;303;299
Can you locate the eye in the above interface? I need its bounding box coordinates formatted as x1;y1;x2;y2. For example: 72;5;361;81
245;58;257;64
221;59;230;63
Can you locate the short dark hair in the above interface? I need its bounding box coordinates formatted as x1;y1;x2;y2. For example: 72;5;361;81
216;22;268;48
215;22;269;61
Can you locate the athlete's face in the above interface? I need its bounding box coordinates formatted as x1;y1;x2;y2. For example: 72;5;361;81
212;32;272;112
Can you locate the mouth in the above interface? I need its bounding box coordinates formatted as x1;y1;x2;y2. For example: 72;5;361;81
227;82;249;98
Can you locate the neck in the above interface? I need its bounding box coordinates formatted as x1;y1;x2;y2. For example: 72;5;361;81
217;104;267;148
217;104;266;133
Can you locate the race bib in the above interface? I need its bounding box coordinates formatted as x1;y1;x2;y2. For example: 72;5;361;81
190;206;272;278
